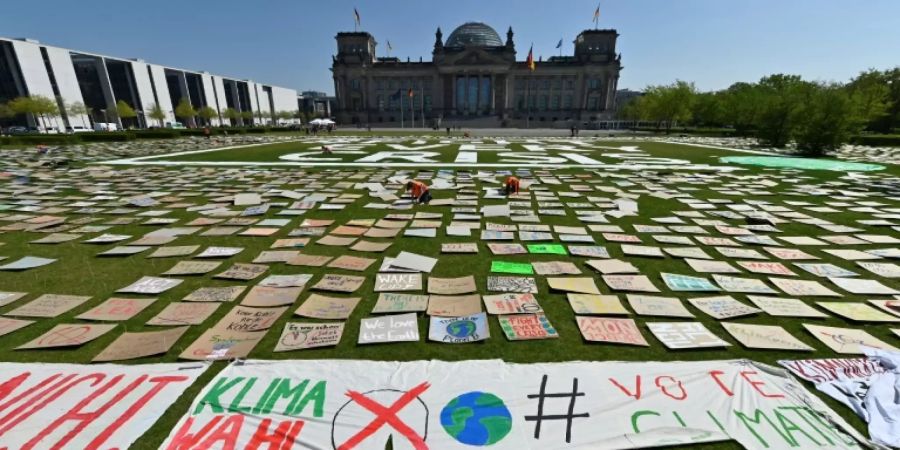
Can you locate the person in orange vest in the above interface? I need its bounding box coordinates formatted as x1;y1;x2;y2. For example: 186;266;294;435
504;176;521;195
406;180;432;205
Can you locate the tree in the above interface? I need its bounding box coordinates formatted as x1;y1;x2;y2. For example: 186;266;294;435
847;69;893;133
197;106;218;126
641;80;697;133
794;83;862;156
223;107;239;126
148;103;167;127
720;82;762;136
67;101;90;128
8;96;59;132
754;74;808;148
690;92;725;127
115;100;137;128
174;98;197;127
241;110;254;126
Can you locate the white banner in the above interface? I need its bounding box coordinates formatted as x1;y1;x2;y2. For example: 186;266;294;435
0;361;207;450
162;359;865;449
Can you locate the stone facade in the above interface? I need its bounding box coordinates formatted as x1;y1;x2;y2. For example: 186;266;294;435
332;22;622;128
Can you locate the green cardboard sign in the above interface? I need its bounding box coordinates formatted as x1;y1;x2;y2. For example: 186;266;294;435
491;261;534;275
527;244;567;255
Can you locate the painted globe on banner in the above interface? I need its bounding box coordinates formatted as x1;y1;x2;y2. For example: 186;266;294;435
441;391;512;446
446;320;476;338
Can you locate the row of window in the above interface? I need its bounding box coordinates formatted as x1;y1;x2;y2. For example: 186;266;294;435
374;95;433;112
514;95;605;111
350;77;606;93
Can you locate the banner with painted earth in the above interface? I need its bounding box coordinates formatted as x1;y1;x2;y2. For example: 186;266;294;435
0;362;208;450
162;359;865;449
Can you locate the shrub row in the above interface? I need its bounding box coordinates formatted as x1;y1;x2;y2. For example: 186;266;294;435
0;127;303;145
849;134;900;147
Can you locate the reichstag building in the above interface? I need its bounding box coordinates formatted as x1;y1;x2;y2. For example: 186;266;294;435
332;22;622;127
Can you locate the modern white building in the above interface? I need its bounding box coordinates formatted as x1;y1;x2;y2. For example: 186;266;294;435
0;37;301;131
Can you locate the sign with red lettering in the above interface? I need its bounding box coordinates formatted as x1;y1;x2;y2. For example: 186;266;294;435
0;362;206;449
163;359;864;449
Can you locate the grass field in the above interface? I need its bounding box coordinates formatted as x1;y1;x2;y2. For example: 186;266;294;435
0;138;898;448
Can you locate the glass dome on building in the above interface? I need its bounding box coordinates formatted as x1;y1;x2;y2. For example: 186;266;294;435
445;22;504;47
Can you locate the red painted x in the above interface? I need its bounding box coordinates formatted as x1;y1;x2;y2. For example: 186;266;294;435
337;381;431;450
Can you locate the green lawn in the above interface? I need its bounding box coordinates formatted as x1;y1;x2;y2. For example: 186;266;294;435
0;139;897;448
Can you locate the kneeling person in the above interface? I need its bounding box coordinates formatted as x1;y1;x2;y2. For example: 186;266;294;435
406;180;432;205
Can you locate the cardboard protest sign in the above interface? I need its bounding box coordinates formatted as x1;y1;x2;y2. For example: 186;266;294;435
215;305;288;332
146;302;221;326
214;263;269;281
374;273;423;292
498;314;558;340
429;313;490;343
180;328;267;360
803;324;898;354
328;255;377;271
76;297;157;321
92;326;189;361
259;274;314;288
0;361;206;449
427;294;482;317
487;243;528;255
532;261;581;275
721;322;814;351
287;254;334;267
372;293;429;313
815;302;900;322
741;294;828;318
483;293;543;315
687;295;761;319
662;273;720;292
358;312;420;344
391;251;438;272
428;276;477;295
148;245;200;258
117;276;182;294
442;242;479;253
196;246;243;258
295;294;361;319
486;276;538;293
312;274;366;293
830;277;899;295
17;323;117;349
0;291;27;307
491;261;534;275
769;278;842;297
240;285;304;307
626;295;694;318
0;317;34;337
586;259;638;274
183;286;246;302
4;294;91;318
603;275;660;293
274;322;345;351
647;322;730;349
567;294;629;315
161;358;864;450
527;244;567;255
576;317;649;346
547;277;600;294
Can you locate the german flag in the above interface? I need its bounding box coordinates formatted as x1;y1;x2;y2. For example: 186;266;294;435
526;45;536;72
354;8;361;27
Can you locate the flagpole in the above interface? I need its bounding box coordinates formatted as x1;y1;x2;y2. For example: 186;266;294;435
421;84;425;129
410;92;415;128
400;92;404;128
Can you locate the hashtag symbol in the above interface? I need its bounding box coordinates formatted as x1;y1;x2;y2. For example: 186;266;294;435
524;375;590;443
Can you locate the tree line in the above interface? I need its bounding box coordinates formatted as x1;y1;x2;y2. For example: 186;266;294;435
618;68;900;155
0;95;307;131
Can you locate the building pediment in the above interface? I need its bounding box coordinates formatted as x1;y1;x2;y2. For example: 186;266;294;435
437;47;514;67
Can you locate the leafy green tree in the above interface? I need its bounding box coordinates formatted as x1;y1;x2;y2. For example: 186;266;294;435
115;100;137;128
641;80;697;133
794;83;863;155
67;101;90;128
690;92;724;127
148;103;167;127
847;70;890;130
174;98;197;127
719;82;762;136
0;102;14;120
223;107;239;126
197;106;218;126
754;74;808;148
9;95;59;132
241;110;254;126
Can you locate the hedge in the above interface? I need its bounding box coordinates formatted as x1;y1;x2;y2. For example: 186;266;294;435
850;135;900;147
78;132;136;142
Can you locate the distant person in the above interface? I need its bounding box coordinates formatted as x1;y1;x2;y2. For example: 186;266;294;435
504;176;521;195
322;145;333;154
406;180;432;205
446;127;451;136
203;127;211;139
570;126;576;137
